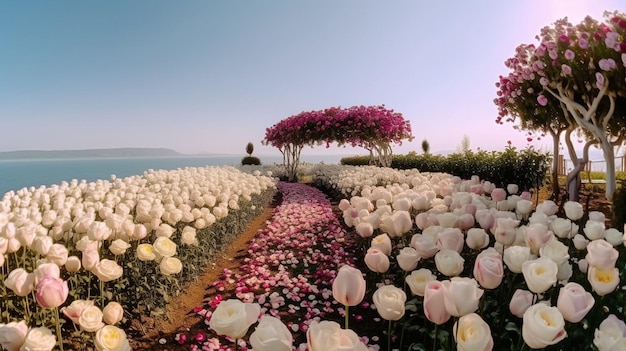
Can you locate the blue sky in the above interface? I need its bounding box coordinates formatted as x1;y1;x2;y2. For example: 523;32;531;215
1;1;624;156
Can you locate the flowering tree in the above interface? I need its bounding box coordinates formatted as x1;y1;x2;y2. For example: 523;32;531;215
263;105;413;181
495;11;626;200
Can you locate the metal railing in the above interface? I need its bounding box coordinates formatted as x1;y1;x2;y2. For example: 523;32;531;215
556;155;626;175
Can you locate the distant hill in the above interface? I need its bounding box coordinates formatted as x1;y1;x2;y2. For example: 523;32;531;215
0;148;184;160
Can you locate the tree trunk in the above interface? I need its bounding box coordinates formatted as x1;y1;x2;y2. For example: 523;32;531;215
549;129;560;200
601;139;616;201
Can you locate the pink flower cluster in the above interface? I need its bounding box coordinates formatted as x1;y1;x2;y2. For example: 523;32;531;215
263;105;413;150
494;11;626;125
192;182;374;349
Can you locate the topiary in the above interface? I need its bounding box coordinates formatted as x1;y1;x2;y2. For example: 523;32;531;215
241;156;261;165
611;180;625;230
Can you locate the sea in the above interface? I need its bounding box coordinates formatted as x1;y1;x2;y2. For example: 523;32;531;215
0;154;347;196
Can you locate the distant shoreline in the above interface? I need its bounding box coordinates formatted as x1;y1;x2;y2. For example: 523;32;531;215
0;147;188;160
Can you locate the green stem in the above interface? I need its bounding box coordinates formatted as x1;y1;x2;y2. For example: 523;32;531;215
54;307;65;351
433;324;438;351
234;339;238;351
344;305;349;329
388;320;392;351
100;279;105;305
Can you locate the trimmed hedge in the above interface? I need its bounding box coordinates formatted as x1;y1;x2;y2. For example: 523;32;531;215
341;146;551;192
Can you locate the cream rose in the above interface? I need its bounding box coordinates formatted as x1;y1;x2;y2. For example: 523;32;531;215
181;226;198;246
539;239;570;266
521;257;558;294
473;248;503;289
103;301;124;325
364;248;390;273
563;201;584;221
588;266;620;296
509;289;534;318
453;313;494;351
152;236;177;259
405;268;435;297
136;243;156;261
522;304;567;348
94;325;131;351
92;259;123;282
159;257;183;275
79;305;105;332
434;249;464;277
370;234;392;256
466;228;489;250
372;285;407;321
62;299;95;324
306;320;367;351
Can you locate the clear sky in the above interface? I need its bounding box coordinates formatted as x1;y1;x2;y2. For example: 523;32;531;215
1;1;624;157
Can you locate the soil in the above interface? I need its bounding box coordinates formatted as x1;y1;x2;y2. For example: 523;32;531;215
125;183;614;350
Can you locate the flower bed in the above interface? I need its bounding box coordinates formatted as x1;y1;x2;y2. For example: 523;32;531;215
0;166;276;350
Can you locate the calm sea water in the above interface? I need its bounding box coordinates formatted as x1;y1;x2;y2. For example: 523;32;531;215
0;154;345;196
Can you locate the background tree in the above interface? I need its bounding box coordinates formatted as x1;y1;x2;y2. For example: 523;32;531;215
495;11;626;200
246;142;254;156
421;139;430;154
457;134;471;153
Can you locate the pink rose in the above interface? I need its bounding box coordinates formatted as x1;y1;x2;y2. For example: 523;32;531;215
537;94;548;106
61;299;95;324
423;281;451;325
364;248;390;273
473;248;504;289
437;228;465;253
509;289;534;318
36;277;69;309
491;188;507;202
557;282;594;323
585;239;618;270
332;265;366;307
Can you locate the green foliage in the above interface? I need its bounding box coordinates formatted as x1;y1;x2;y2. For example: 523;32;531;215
612;180;626;230
246;142;254;156
341;146;551;192
241;156;261;165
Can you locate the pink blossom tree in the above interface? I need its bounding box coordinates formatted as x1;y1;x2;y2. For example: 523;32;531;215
263;105;413;181
496;11;626;200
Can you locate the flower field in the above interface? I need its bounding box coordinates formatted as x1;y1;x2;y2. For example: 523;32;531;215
1;164;625;350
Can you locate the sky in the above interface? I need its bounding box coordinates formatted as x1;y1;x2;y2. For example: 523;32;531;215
1;1;624;157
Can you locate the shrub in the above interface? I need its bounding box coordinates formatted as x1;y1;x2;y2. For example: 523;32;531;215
612;180;626;230
241;156;261;165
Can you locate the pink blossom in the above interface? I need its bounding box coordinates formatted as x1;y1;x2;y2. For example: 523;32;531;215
578;38;589;49
598;58;617;71
561;64;572;75
564;49;575;60
537;95;548;106
596;72;605;89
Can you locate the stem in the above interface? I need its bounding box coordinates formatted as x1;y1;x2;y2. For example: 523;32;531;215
234;339;238;351
432;324;438;351
388;320;392;351
55;307;65;351
100;279;105;305
345;305;349;329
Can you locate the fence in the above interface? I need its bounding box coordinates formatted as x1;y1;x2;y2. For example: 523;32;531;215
556;155;626;175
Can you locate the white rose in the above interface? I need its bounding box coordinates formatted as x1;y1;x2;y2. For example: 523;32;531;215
584;220;606;240
159;257;183;275
563;201;584;221
539;239;570;265
573;234;589;250
503;246;531;274
396;247;420;271
249;316;293;351
181;226;198;246
209;299;260;339
466;228;489;250
604;228;623;246
19;327;57;351
0;320;28;351
306;320;367;351
94;325;131;351
87;221;112;241
46;243;69;266
551;218;573;239
108;239;131;256
79;305;105;332
588;266;620;296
